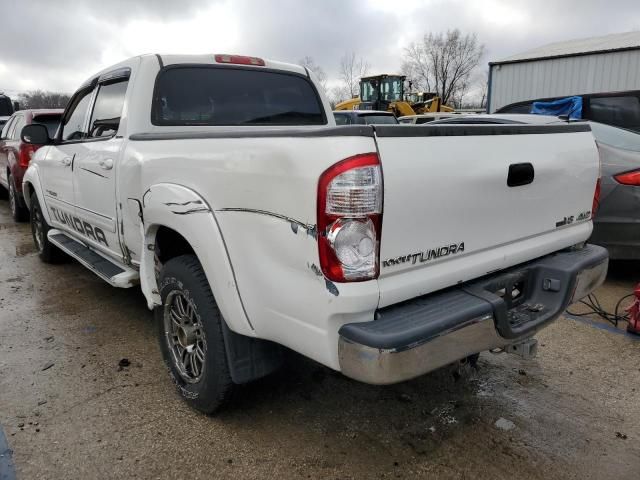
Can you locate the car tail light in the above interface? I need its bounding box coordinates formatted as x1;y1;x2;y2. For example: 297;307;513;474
614;169;640;186
592;177;601;216
317;153;382;282
214;54;265;66
18;144;38;168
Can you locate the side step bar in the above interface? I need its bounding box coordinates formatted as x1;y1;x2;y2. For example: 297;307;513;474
47;229;139;288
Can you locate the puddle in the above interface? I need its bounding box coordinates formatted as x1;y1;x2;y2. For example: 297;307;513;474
15;242;37;257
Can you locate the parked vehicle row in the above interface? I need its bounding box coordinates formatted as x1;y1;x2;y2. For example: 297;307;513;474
0;109;63;221
2;53;607;414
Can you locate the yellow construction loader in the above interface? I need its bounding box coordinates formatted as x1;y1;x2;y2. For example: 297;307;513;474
334;74;454;115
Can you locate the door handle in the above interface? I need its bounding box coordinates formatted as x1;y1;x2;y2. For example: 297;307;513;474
99;158;114;170
60;157;72;166
507;163;534;187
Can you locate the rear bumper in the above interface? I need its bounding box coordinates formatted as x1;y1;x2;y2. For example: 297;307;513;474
338;244;608;385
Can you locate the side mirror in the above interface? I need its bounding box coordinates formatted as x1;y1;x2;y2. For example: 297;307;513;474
21;124;50;145
13;101;20;112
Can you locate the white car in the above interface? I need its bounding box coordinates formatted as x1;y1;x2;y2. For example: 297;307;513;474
20;53;607;413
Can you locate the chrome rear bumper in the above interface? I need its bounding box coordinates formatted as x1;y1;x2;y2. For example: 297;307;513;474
338;244;608;385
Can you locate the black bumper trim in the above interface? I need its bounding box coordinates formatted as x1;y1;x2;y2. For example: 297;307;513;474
339;244;608;350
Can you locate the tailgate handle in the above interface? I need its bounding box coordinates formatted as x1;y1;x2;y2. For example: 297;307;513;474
507;163;534;187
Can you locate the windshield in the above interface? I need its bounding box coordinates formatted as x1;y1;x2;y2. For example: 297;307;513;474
153;67;325;126
589;121;640;152
361;114;398;125
381;77;403;102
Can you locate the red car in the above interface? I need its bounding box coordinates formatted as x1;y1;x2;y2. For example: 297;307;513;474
0;109;63;221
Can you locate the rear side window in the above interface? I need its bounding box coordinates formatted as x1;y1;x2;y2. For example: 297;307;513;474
588;96;640;132
11;115;26;140
32;114;62;138
1;117;14;139
89;81;128;137
153;67;325;126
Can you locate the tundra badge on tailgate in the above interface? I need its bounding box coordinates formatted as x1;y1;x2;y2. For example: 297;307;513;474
383;242;465;268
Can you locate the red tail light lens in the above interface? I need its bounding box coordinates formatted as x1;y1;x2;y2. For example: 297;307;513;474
614;169;640;186
592;177;601;216
18;144;39;168
317;153;382;282
214;54;265;66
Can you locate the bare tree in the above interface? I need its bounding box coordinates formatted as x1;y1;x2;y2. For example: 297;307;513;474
17;90;70;110
401;29;485;105
339;52;369;98
299;56;328;93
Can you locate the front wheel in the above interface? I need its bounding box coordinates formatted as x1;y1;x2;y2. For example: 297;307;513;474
9;174;28;222
156;254;235;414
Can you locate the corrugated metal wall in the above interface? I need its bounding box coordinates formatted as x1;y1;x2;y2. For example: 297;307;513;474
489;49;640;112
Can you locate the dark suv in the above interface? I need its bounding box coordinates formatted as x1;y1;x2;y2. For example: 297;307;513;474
0;109;63;221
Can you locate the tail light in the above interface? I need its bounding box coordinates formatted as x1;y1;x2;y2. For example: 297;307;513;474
18;144;38;168
614;169;640;186
317;153;382;282
592;177;601;216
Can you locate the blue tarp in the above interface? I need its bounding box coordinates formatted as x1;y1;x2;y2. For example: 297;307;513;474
531;96;583;119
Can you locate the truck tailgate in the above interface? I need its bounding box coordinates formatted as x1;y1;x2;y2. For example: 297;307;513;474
374;124;599;307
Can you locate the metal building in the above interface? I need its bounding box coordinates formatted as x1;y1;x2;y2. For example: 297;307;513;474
487;31;640;112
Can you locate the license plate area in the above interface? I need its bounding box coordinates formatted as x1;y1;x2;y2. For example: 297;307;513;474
463;267;561;339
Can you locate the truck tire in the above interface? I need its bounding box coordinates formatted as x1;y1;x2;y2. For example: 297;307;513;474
29;192;64;263
156;254;235;414
9;174;28;222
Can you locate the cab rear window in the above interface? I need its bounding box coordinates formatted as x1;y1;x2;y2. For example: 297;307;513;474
32;114;63;138
153;66;326;126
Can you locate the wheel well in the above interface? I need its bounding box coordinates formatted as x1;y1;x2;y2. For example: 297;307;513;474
155;226;195;263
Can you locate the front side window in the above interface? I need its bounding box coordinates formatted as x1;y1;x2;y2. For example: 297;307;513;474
88;81;128;137
62;89;94;141
154;67;325;126
360;79;379;103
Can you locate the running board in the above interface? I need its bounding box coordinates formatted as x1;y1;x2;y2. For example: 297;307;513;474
47;229;139;288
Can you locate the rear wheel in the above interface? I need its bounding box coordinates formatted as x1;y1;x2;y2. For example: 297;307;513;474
8;174;28;222
30;192;63;263
156;254;235;414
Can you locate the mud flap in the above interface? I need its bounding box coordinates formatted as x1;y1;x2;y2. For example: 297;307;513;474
220;320;284;384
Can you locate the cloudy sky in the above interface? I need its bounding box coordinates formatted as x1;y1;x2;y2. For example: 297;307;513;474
1;0;639;98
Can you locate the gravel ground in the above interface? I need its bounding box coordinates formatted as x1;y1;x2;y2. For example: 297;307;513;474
0;202;639;479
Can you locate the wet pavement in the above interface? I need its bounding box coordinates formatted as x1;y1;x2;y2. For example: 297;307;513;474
0;201;639;479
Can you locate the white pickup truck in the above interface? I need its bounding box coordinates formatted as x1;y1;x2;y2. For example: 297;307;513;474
20;54;608;413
